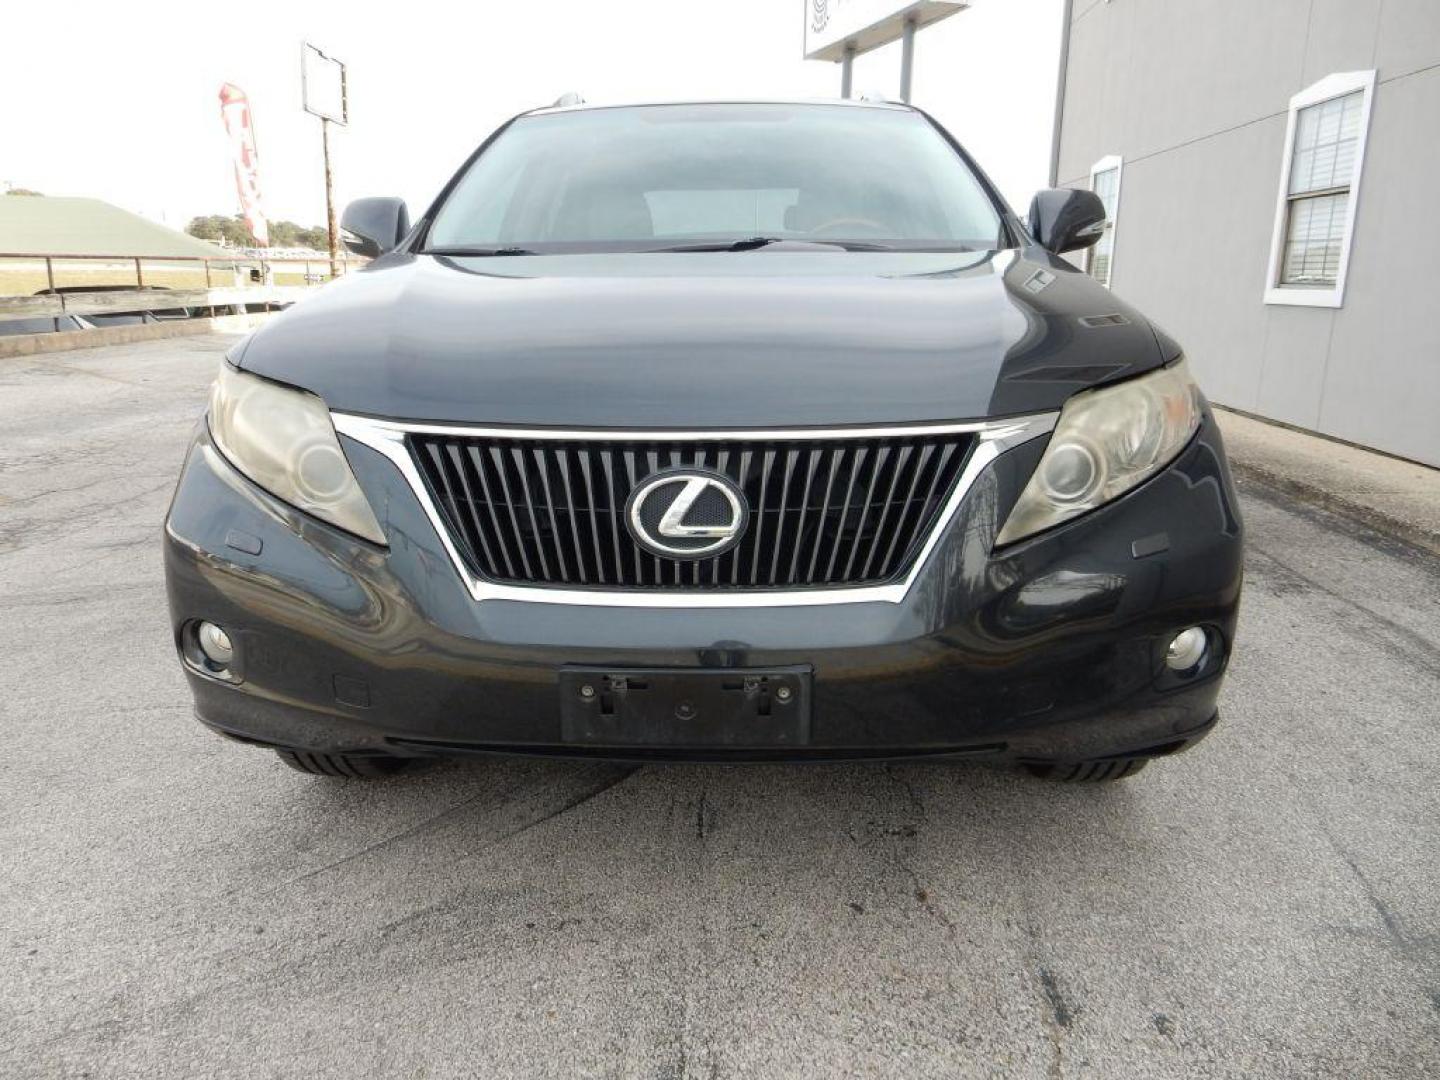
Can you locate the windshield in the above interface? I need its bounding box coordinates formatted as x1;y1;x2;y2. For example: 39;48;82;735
425;103;1007;254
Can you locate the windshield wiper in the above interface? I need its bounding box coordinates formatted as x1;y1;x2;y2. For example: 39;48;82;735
426;238;968;256
644;236;793;252
425;246;537;256
726;236;794;251
647;236;898;253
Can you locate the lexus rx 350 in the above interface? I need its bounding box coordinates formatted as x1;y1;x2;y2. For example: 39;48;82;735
165;99;1243;781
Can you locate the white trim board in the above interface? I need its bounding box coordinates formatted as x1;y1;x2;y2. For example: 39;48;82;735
1263;70;1377;309
1087;154;1124;288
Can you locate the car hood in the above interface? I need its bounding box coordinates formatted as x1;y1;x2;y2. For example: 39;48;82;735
235;249;1172;427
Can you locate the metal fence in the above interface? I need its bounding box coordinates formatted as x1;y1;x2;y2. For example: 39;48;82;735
0;251;349;325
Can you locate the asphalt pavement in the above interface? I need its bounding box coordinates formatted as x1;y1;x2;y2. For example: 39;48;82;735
2;335;1437;1078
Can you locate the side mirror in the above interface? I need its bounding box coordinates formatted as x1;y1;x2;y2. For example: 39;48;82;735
1027;188;1107;255
340;197;411;258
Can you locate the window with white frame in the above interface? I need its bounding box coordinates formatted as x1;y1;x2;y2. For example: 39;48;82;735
1087;156;1122;288
1265;71;1376;307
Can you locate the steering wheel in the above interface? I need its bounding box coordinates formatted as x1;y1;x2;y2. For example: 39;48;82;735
808;217;889;237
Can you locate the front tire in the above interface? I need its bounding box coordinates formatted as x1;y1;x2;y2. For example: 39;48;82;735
1022;758;1149;783
275;749;414;778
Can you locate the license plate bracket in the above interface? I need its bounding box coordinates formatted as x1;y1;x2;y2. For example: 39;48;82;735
559;666;812;747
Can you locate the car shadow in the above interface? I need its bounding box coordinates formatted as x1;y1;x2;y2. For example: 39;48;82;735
250;752;1150;905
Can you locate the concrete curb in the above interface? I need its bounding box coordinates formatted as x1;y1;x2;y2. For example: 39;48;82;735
1227;457;1440;557
0;312;272;360
1216;408;1440;558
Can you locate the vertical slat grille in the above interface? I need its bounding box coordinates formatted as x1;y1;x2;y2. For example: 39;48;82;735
411;432;974;591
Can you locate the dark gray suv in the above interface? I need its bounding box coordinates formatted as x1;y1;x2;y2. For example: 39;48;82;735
165;99;1242;781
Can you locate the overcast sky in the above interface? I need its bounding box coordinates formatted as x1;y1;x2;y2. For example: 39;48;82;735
2;0;1062;230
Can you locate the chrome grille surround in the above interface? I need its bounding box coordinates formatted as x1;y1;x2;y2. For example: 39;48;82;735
332;413;1057;608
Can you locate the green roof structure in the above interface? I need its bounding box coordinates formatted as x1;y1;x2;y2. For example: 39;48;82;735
0;196;230;258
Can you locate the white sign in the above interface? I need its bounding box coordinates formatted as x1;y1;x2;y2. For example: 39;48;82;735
301;42;348;125
803;0;969;62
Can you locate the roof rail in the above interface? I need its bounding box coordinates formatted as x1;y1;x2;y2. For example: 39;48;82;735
550;92;586;108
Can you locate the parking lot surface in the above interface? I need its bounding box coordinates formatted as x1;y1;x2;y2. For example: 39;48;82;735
2;335;1437;1078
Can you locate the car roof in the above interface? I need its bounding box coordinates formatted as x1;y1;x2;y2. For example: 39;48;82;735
522;97;913;118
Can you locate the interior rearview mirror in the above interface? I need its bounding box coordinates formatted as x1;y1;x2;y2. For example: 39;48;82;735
340;197;411;259
1027;188;1107;255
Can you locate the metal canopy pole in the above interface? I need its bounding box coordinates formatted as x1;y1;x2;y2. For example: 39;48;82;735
1050;0;1075;185
899;17;917;103
840;43;856;98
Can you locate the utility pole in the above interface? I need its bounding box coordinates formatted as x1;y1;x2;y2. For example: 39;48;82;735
321;117;339;279
302;42;348;280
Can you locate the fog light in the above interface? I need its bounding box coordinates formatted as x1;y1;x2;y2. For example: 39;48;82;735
1165;627;1207;672
197;622;234;666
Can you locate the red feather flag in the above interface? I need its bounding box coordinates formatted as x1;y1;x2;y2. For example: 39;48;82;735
218;83;270;247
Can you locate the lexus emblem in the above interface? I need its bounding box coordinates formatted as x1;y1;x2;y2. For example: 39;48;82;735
625;469;749;560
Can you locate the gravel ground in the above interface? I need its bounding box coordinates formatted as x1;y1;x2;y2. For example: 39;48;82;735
1;336;1437;1079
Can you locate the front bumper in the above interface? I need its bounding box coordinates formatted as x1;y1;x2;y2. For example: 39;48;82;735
164;412;1243;764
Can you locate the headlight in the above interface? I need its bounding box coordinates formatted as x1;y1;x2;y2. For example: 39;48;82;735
208;363;387;545
996;359;1203;546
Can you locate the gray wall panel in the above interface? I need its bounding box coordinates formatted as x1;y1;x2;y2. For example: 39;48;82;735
1057;0;1311;185
1255;307;1334;430
1107;120;1281;413
1316;69;1440;462
1301;0;1385;83
1055;6;1124;185
1374;0;1440;74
